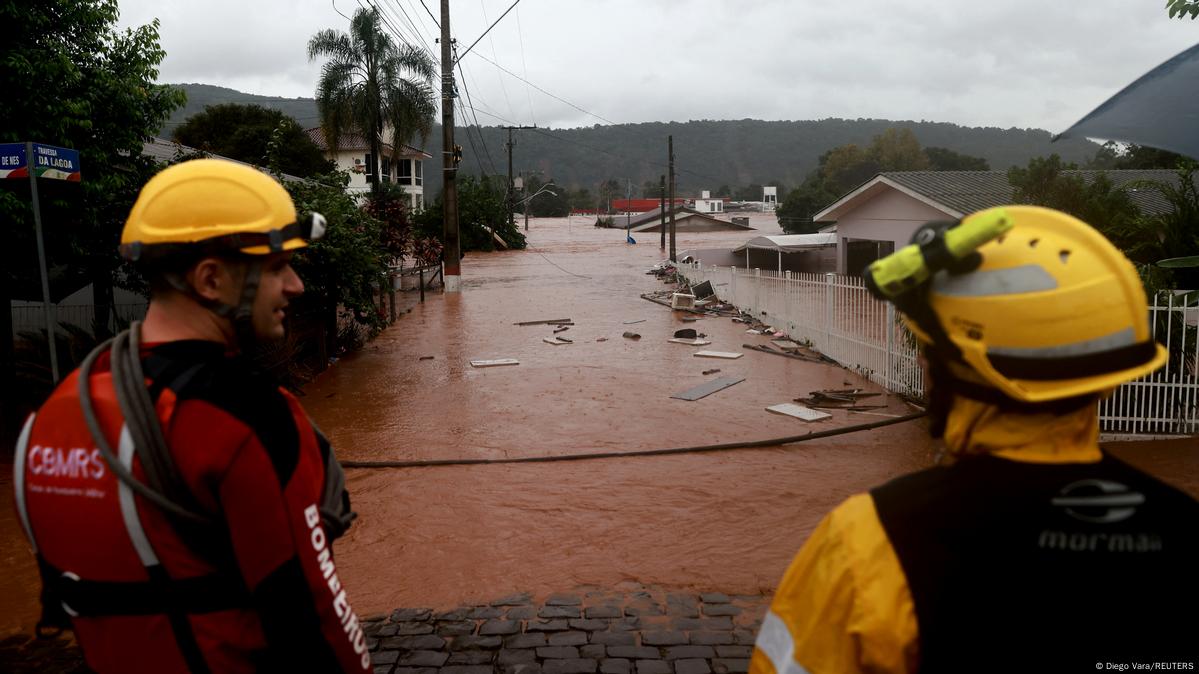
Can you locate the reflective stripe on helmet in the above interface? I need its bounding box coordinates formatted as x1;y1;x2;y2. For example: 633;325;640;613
932;264;1058;297
754;610;812;674
988;328;1137;360
14;414;37;552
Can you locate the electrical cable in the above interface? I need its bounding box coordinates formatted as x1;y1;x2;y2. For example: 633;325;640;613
514;5;536;127
457;0;522;63
341;411;927;469
455;53;499;174
466;51;619;126
476;0;518;124
531;250;592;279
417;0;439;28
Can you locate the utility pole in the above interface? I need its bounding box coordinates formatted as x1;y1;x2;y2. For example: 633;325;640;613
659;174;666;249
668;135;676;262
503;125;535;232
440;0;461;292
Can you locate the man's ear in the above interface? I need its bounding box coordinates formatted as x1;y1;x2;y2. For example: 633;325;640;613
187;257;230;302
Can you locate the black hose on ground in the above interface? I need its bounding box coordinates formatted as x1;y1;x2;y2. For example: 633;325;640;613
340;410;927;470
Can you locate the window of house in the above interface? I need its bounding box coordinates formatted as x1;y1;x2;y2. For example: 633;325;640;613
381;157;391;183
399;159;412;184
415;160;422;186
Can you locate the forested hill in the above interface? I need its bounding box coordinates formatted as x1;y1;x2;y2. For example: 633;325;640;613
166;84;1100;194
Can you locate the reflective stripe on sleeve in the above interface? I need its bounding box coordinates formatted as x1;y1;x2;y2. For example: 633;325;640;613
755;610;812;674
13;414;37;552
117;424;160;567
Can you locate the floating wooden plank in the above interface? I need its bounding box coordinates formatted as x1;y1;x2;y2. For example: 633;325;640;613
470;358;520;368
766;403;832;422
543;337;572;345
771;339;802;350
694;350;743;359
667;338;712;346
514;318;572;326
671;376;746;401
623;319;647;325
743;343;825;363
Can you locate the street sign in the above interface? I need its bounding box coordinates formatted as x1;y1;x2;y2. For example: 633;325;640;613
4;141;85;382
0;142;81;181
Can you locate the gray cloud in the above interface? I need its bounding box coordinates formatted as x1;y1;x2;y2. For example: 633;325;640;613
118;0;1197;132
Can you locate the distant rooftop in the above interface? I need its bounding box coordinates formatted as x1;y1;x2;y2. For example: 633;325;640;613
142;137;310;183
304;127;431;159
817;169;1196;221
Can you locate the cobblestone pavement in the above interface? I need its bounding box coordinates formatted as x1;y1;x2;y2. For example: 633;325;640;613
0;588;768;673
364;589;768;674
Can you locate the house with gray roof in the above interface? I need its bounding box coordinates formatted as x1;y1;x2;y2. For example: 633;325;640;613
609;205;754;233
814;170;1190;275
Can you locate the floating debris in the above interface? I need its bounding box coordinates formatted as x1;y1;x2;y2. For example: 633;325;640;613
470;359;519;368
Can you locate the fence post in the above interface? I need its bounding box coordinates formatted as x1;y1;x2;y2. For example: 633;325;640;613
754;268;761;315
885;302;894;391
731;266;737;310
389;273;396;324
825;273;835;354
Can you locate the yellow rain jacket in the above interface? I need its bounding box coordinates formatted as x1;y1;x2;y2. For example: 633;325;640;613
750;399;1106;674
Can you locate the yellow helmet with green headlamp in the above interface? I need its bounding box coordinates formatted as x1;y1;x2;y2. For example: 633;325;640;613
866;205;1166;404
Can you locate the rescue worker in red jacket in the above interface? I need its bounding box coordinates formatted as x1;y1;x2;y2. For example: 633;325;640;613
13;159;370;673
751;206;1198;674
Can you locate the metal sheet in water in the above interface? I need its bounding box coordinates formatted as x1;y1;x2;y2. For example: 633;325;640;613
671;376;746;401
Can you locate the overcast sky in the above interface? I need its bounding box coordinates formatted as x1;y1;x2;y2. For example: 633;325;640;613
116;0;1197;133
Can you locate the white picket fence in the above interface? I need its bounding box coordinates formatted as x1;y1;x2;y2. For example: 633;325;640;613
679;263;1199;437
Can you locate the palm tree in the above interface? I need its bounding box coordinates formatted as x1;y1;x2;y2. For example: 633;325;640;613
308;7;437;191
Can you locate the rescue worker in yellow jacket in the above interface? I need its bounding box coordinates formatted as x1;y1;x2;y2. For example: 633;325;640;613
751;206;1198;674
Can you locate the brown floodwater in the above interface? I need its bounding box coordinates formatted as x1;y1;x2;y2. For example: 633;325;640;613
2;214;1196;636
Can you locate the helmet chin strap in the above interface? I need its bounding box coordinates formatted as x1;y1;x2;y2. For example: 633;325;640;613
164;257;264;353
230;259;264;355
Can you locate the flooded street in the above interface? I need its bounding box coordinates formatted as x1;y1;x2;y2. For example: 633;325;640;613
2;214;1197;636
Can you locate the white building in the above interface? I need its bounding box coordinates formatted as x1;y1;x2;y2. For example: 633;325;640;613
692;189;724;214
762;185;778;210
305;127;431;209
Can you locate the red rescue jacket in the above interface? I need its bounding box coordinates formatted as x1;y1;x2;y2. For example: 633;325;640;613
13;340;371;674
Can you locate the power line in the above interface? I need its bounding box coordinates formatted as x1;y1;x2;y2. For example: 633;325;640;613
456;0;521;63
476;0;517;124
455;58;498;173
455;100;489;175
466;51;619;126
514;4;536;126
417;0;439;28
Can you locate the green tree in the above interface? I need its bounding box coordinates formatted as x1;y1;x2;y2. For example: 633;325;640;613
173;103;333;177
641;178;664;198
1167;0;1199;18
777;177;838;234
523;176;570;217
925;147;990;170
284;170;389;353
868;128;930;171
1007;154;1140;251
308;6;436;192
416;176;527;251
0;0;184;428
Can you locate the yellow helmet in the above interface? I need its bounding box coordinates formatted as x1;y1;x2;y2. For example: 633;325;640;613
120;158;325;260
904;205;1165;403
